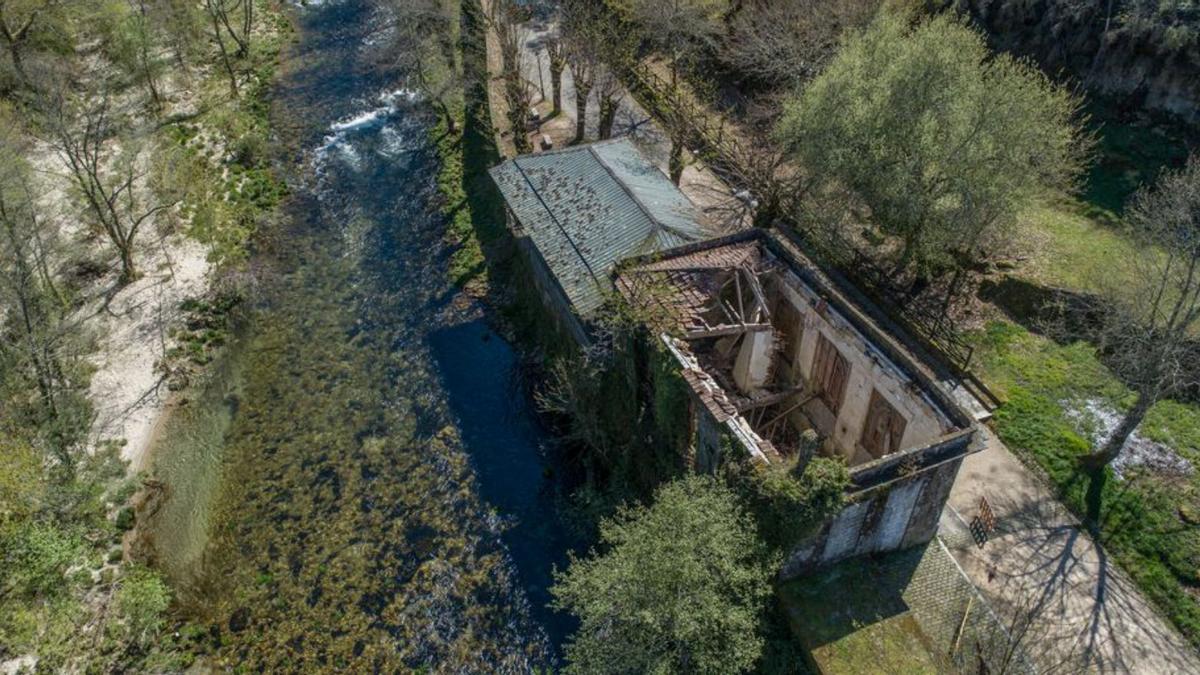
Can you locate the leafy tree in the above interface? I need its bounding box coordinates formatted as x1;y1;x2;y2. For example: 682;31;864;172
776;10;1087;285
0;103;89;469
552;475;772;674
1086;155;1200;469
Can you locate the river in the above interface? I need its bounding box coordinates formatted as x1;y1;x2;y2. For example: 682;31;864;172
145;0;576;670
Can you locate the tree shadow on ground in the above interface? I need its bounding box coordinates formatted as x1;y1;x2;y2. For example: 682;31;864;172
959;482;1198;674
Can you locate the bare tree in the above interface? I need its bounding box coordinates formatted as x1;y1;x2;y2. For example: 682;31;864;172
110;0;165;112
591;9;636;141
0;0;65;90
205;0;251;58
594;65;624;140
626;0;726;86
203;0;244;97
720;0;877;89
560;0;598;144
491;0;533;153
44;92;180;285
1086;155;1200;469
391;0;462;134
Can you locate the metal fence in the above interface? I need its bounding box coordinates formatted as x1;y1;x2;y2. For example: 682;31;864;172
903;537;1039;674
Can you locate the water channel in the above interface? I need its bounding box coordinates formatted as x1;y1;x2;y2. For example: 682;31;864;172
145;0;576;669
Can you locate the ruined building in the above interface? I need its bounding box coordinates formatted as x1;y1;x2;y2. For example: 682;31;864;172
490;141;981;577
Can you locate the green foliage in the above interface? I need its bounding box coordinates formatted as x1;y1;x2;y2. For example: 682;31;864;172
726;455;849;551
115;565;172;649
649;343;694;457
0;521;82;598
165;291;243;375
552;475;773;674
0;439;44;526
432;113;488;288
777;9;1087;275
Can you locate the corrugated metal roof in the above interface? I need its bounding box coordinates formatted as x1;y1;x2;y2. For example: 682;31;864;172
488;138;714;318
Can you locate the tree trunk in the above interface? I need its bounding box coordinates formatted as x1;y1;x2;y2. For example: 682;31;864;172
550;63;563;115
669;135;684;185
598;97;617;140
573;84;590;144
118;243;138;285
8;43;27;85
211;11;240;98
1085;391;1154;469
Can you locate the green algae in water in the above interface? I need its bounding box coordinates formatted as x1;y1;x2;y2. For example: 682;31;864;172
139;327;248;590
175;225;546;671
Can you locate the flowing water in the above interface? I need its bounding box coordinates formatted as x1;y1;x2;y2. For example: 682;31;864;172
146;1;575;669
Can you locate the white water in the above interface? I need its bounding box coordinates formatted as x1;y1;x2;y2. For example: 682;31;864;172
315;88;420;174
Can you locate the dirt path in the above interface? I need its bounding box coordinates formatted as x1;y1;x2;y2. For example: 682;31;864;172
943;429;1199;673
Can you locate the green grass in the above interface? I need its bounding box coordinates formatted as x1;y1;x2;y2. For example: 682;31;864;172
778;554;941;675
969;320;1200;647
1014;200;1141;292
432;117;487;289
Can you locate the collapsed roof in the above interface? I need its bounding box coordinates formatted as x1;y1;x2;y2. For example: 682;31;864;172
616;230;976;474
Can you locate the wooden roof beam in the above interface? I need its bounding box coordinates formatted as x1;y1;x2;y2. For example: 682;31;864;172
683;323;774;340
736;385;810;413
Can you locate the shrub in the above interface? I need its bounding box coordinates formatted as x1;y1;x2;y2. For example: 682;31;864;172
116;566;172;650
727;455;849;551
1;522;82;598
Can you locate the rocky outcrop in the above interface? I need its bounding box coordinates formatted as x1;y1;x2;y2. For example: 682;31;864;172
946;0;1200;121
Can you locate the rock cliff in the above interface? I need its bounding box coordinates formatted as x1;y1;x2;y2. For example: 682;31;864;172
946;0;1200;121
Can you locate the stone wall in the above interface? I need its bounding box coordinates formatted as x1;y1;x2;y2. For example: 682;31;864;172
509;208;590;347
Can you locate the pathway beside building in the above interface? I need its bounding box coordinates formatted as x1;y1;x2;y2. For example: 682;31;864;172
515;16;747;232
943;429;1198;673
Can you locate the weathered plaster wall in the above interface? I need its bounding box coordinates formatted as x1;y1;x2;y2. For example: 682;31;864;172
779;455;966;580
772;273;951;465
